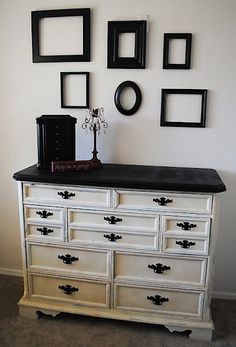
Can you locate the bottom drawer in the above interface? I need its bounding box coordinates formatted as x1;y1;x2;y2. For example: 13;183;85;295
29;273;110;308
114;283;203;318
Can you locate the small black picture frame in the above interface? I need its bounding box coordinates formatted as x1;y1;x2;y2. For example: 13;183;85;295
160;89;207;128
163;33;192;69
31;8;90;63
114;81;142;115
107;20;146;69
60;72;90;109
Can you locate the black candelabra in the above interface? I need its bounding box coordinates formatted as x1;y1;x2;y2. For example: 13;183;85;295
82;108;108;167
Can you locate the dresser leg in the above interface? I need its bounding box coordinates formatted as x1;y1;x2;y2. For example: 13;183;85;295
165;325;213;342
19;306;60;320
19;306;39;320
189;328;213;341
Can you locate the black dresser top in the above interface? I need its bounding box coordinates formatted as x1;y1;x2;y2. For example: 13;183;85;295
13;164;226;193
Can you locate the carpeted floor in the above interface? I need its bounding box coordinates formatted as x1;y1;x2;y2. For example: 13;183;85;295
0;274;235;347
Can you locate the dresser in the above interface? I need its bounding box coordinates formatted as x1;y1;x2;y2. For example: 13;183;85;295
13;164;226;341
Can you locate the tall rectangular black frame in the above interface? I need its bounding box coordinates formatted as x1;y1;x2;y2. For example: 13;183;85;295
160;89;208;128
31;8;90;63
60;72;90;109
163;33;192;69
107;20;146;69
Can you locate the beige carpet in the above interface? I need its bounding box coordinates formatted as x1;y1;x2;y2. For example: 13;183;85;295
0;274;235;347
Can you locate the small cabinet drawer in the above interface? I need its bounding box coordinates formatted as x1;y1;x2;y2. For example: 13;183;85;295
29;274;110;308
114;190;213;214
161;216;211;237
68;210;158;233
162;236;209;255
28;244;111;278
25;223;64;241
24;205;63;224
114;283;204;318
69;228;158;250
114;252;207;287
23;184;111;208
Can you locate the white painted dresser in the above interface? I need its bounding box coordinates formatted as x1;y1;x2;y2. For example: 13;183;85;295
13;164;226;341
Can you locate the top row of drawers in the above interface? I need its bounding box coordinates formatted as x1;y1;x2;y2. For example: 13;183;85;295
23;183;213;214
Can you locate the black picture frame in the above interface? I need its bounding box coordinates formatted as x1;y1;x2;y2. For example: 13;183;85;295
60;72;90;109
31;8;90;63
160;89;208;128
107;21;146;69
114;81;142;115
163;33;192;69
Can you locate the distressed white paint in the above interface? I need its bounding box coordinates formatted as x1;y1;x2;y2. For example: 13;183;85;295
0;0;235;299
16;181;221;340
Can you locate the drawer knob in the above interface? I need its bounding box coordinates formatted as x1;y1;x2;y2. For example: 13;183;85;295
58;254;79;264
153;197;173;206
176;240;196;248
148;263;171;274
147;295;169;305
37;227;54;236
58;284;78;295
57;191;75;199
177;222;197;231
104;233;122;242
104;216;122;224
36;210;53;218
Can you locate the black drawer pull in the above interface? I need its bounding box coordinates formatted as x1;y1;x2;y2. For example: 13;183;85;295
57;191;75;199
148;263;171;274
36;210;53;218
37;227;54;236
147;295;169;305
58;284;78;295
176;240;196;248
58;254;79;264
177;222;197;231
104;216;122;224
104;233;122;242
153;197;173;206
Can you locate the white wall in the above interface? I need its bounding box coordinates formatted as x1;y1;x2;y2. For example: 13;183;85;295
0;0;235;296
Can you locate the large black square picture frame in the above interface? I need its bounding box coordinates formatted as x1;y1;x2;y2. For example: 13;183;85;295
107;20;146;69
160;89;208;128
31;8;90;63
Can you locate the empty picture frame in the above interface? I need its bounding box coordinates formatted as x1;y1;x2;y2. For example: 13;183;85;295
60;72;89;108
114;81;142;115
160;89;207;127
107;20;146;68
163;33;192;69
31;8;90;62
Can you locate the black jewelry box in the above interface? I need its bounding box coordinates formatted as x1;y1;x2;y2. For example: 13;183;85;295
36;115;77;169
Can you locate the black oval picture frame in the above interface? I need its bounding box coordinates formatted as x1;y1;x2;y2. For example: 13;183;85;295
114;81;142;116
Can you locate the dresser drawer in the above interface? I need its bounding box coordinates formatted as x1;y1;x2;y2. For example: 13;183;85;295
161;216;211;237
69;228;158;249
23;184;111;208
162;236;209;255
114;283;203;318
68;210;158;233
114;252;207;287
25;223;64;242
114;190;213;214
28;244;111;278
24;205;63;224
29;273;110;308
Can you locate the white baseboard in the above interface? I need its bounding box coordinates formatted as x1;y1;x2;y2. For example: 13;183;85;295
0;267;23;277
0;267;235;300
212;291;236;300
